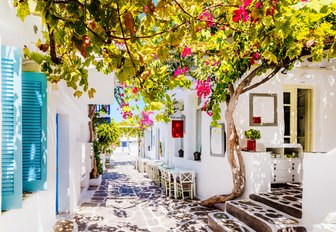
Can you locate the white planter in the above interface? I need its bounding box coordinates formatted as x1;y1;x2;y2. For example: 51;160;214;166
89;174;102;187
100;154;106;170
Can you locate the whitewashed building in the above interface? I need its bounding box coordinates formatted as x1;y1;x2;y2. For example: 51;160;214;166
0;2;114;232
144;60;336;230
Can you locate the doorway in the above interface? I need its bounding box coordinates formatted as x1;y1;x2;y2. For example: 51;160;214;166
55;114;70;214
283;86;313;151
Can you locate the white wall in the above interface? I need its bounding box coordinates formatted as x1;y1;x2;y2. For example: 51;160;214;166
149;63;336;200
0;2;91;231
302;149;336;230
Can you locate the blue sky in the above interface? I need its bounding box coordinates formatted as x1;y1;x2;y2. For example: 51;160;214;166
110;97;145;123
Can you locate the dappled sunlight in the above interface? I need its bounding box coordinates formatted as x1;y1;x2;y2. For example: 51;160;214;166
57;158;218;231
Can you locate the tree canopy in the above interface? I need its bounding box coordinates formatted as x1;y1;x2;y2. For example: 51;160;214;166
17;0;336;206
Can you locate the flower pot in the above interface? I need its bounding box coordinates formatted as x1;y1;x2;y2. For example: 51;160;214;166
194;151;201;161
178;149;184;157
247;139;256;151
89;174;102;187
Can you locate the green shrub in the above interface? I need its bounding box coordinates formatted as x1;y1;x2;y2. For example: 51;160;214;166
244;129;261;140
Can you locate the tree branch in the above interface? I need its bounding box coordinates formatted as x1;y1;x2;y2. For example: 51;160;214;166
241;66;282;94
174;0;195;18
47;24;62;64
116;3;136;69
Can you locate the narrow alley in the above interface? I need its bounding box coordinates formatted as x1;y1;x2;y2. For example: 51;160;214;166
54;154;216;232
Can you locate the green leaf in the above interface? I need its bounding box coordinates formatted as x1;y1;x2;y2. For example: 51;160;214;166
17;0;30;21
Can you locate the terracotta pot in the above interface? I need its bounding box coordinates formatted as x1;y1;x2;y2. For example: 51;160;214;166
247;139;256;151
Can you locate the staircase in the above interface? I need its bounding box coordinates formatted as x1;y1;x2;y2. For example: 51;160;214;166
208;186;307;232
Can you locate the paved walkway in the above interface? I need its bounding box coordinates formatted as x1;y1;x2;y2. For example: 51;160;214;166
54;155;217;232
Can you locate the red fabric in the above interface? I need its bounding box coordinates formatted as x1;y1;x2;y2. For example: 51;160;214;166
172;120;184;138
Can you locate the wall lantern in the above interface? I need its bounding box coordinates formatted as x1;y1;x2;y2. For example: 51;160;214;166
172;120;184;138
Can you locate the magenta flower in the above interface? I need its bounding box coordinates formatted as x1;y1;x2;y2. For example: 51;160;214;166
244;0;252;7
196;79;211;98
173;66;189;77
233;6;249;22
254;52;260;60
144;5;149;12
132;87;138;94
182;47;192;58
256;2;262;8
139;110;154;128
199;10;215;27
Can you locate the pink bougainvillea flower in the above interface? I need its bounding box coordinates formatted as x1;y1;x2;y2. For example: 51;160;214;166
199;10;215;27
301;0;308;2
132;87;138;94
196;79;211;98
144;5;149;12
206;111;213;117
182;47;192;58
233;6;249;22
213;61;220;66
256;2;262;8
139;110;154;128
244;0;252;7
254;52;260;60
205;60;210;66
173;66;189;77
201;100;208;111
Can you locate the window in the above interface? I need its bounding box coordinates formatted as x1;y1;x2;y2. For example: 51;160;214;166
1;45;47;211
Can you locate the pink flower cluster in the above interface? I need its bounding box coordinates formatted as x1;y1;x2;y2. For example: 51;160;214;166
132;87;138;94
249;52;261;65
173;66;188;77
233;6;250;22
199;10;215;27
139;110;153;128
182;47;192;58
196;79;211;98
201;100;213;116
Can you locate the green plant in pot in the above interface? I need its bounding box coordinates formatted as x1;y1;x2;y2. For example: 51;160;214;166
244;129;261;152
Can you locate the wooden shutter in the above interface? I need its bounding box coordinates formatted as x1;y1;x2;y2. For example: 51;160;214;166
22;72;47;192
1;45;22;210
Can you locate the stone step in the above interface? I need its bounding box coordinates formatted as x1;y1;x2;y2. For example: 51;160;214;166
226;200;307;232
250;186;302;219
208;211;256;232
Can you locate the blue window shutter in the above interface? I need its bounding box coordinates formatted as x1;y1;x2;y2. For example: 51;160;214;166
1;45;23;210
22;72;47;192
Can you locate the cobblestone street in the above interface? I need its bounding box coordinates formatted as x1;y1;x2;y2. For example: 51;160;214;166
54;155;217;232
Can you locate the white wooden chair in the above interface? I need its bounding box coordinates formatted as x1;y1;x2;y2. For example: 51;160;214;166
161;169;174;197
176;171;195;199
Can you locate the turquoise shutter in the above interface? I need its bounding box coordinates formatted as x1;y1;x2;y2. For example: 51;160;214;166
1;45;22;210
22;72;47;192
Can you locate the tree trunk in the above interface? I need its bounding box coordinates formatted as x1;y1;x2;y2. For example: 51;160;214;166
88;104;96;143
88;104;98;178
201;97;246;207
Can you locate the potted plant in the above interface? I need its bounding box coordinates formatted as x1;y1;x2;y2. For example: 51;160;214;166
244;129;261;152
